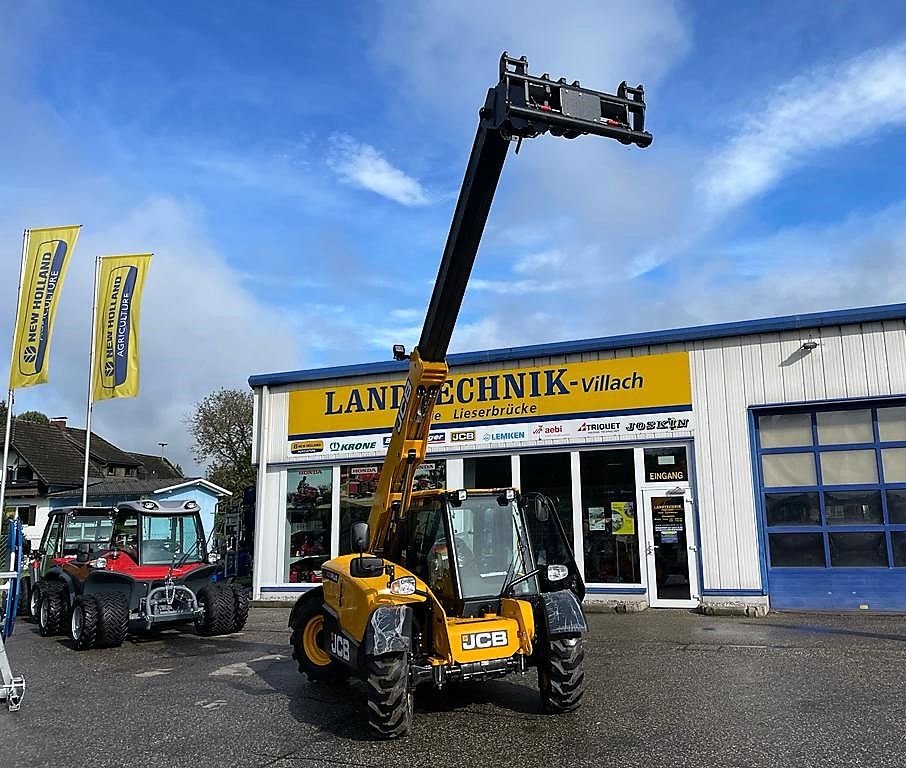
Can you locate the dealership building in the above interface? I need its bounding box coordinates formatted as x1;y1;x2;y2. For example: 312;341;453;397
248;303;906;613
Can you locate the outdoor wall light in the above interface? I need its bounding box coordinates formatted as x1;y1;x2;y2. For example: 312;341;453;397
801;339;819;351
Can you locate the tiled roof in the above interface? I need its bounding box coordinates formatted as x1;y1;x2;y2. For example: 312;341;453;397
48;476;205;499
5;420;102;487
65;427;142;467
128;452;183;480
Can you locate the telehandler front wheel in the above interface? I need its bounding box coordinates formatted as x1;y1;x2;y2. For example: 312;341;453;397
365;652;413;739
290;598;348;683
538;635;585;713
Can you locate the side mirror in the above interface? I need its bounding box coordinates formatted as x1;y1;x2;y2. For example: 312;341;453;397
21;539;32;556
75;542;91;564
351;522;370;554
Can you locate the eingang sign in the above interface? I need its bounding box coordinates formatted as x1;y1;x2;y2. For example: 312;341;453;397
288;351;690;439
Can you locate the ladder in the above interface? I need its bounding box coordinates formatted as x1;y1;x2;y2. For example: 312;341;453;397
1;518;26;711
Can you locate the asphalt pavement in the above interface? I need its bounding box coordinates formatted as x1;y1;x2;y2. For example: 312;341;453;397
4;604;906;768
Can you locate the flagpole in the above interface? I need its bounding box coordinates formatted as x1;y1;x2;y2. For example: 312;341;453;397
0;230;30;518
82;255;101;507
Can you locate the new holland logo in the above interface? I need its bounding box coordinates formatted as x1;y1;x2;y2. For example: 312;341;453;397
290;439;324;455
461;630;508;650
22;346;37;364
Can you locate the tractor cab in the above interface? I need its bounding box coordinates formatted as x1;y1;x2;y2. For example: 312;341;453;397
109;499;207;570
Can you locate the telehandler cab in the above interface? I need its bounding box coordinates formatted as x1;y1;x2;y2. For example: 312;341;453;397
288;52;652;738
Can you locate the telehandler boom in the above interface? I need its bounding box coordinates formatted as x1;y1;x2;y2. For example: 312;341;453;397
288;52;652;738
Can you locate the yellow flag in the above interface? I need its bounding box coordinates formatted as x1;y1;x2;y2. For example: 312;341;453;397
91;254;152;401
9;225;81;389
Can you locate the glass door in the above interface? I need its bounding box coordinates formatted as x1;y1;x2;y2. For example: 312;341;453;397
642;489;699;608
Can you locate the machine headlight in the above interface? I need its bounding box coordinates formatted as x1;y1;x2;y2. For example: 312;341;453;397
389;576;417;595
89;557;108;569
547;564;569;582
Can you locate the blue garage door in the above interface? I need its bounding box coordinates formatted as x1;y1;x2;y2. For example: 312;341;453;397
755;402;906;611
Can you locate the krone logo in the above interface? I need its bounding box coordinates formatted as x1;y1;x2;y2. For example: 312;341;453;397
461;630;508;650
22;346;37;364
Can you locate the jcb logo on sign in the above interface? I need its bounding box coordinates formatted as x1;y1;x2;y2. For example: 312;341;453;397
329;632;350;661
461;630;508;650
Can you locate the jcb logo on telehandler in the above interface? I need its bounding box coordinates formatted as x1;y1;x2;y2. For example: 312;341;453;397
330;632;350;661
461;630;508;650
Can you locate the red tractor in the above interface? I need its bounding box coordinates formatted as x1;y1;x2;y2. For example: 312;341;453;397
31;499;247;650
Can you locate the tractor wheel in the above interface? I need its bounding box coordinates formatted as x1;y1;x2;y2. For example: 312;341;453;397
538;635;585;713
290;598;348;683
29;582;42;621
96;592;129;648
71;595;100;651
17;578;32;617
194;584;232;636
366;653;413;739
38;583;66;637
228;583;249;633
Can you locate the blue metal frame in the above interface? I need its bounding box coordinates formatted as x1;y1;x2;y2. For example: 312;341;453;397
752;399;906;611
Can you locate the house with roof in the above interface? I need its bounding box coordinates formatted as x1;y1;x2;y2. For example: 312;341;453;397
1;417;230;544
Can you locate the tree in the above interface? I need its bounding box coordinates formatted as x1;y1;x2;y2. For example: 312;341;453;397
17;410;49;424
186;388;254;505
0;401;6;424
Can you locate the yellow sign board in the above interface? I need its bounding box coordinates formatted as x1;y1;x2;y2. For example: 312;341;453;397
288;351;690;437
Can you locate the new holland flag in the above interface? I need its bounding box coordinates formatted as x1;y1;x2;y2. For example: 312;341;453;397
9;225;81;390
91;254;152;401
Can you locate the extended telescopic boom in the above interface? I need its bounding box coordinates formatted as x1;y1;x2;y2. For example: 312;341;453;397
368;52;652;551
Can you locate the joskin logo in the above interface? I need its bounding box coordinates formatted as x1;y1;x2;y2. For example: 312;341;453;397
461;630;508;650
100;265;138;389
17;239;68;377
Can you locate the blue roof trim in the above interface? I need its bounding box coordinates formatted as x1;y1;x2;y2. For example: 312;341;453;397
249;302;906;388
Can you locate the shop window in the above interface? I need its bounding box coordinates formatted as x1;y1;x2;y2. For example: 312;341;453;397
817;409;873;445
765;493;820;526
520;452;574;543
877;407;906;442
823;490;882;526
892;532;906;567
761;453;816;487
285;468;332;583
828;532;888;567
463;455;511;488
819;450;877;485
579;449;639;584
881;448;906;483
886;490;906;524
759;414;813;448
338;461;446;556
643;447;688;483
769;533;825;567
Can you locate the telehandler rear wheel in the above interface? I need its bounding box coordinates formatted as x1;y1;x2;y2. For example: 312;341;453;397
366;652;413;739
290;598;348;682
539;635;585;713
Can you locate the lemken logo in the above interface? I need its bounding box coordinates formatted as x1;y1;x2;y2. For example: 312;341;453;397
482;431;525;442
462;630;508;650
328;440;377;452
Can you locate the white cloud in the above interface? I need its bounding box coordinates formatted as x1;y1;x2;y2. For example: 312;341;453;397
700;42;906;217
327;134;429;206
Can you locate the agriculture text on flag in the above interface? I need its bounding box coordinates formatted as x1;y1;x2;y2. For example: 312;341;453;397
9;225;81;389
91;254;152;401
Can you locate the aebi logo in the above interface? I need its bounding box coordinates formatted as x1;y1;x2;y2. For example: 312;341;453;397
329;632;350;661
461;630;508;650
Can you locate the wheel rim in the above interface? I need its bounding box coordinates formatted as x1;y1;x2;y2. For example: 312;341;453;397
40;597;49;628
72;605;83;639
30;589;40;617
301;615;331;666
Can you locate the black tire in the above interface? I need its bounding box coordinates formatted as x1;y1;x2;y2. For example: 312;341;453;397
96;592;129;648
38;583;66;637
194;584;232;636
289;596;348;683
366;653;413;739
17;577;32;617
228;583;249;633
538;636;585;713
29;582;42;622
71;595;100;651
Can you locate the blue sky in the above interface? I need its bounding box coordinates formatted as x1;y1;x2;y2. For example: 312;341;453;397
2;1;906;471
